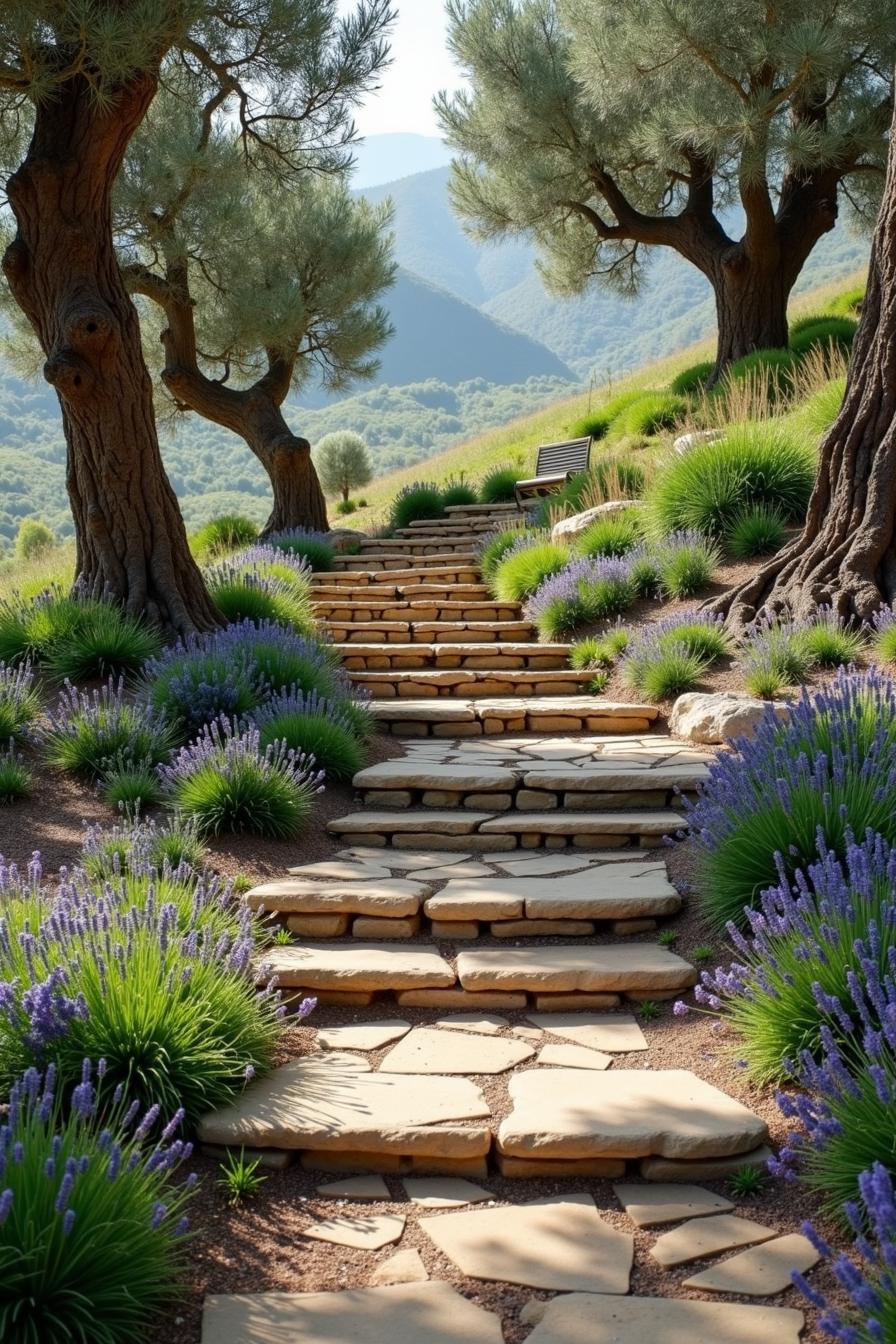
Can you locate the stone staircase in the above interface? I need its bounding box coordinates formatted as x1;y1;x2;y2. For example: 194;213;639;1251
209;503;773;1190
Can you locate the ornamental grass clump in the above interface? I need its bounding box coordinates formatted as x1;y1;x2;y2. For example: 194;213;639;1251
158;717;323;839
80;815;206;884
478;464;519;503
204;551;314;633
0;588;162;680
686;669;896;931
0;745;31;802
254;688;367;783
795;1162;896;1343
621;611;729;699
0;860;287;1121
388;482;445;530
737;613;811;698
192;513;259;559
0;662;41;742
493;540;570;603
266;527;336;572
683;835;896;1084
872;605;896;665
41;679;178;780
573;510;643;559
478;524;544;583
653;529;721;598
525;556;636;640
774;948;896;1222
0;1061;195;1344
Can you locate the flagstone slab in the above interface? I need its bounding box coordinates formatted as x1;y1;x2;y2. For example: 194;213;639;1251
286;860;392;881
302;1213;406;1249
419;1192;633;1293
197;1054;491;1157
682;1233;820;1294
537;1043;613;1070
496;854;597;876
640;1145;775;1181
522;1294;805;1344
479;810;679;836
380;1027;535;1074
369;1249;429;1286
353;762;517;791
343;849;474;869
247;880;427;917
330;811;496;836
457;946;697;994
651;1214;777;1267
262;943;455;991
527;1013;648;1053
316;1021;412;1052
428;869;680;922
402;1177;493;1207
434;1013;510;1035
498;1069;769;1161
315;1175;390;1201
413;862;495;880
202;1282;504;1344
612;1182;734;1227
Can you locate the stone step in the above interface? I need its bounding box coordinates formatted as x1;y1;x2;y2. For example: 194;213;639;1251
329;551;480;571
313;599;521;622
394;523;497;537
370;697;659;736
326;621;537;646
444;502;522;516
348;668;598;699
354;539;479;556
353;758;705;811
340;643;568;673
327;807;681;850
313;564;481;586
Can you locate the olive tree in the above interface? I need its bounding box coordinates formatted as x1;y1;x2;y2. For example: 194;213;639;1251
314;431;373;503
438;0;893;378
0;1;393;631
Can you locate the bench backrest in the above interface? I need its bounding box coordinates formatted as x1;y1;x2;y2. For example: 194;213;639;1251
534;436;592;478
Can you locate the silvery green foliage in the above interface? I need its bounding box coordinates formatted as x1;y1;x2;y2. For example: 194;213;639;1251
437;0;893;297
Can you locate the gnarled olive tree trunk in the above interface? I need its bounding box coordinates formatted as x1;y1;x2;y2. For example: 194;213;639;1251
2;78;219;634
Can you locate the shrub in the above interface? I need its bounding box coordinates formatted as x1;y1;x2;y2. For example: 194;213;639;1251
0;866;286;1122
574;510;643;559
266;528;335;573
314;429;372;504
737;615;809;699
776;952;896;1224
790;315;857;359
0;745;31;802
873;606;896;666
686;669;896;930
795;606;866;668
41;679;178;780
726;503;786;558
825;284;865;318
101;760;164;812
440;477;478;507
526;557;636;640
725;347;798;397
686;834;896;1084
389;482;445;530
15;518;56;562
204;554;314;634
611;390;688;439
336;498;357;515
479;464;520;503
570;389;647;441
493;540;570;602
627;545;662;598
621;612;728;699
669;361;715;396
0;662;40;742
478;524;539;582
645;422;815;538
158;717;323;839
255;689;367;783
0;590;84;667
80;815;206;883
654;530;720;598
192;514;259;559
44;602;163;682
142;620;346;734
0;1061;194;1344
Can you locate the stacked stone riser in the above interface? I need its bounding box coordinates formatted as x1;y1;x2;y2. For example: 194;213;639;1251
313;563;481;584
333;546;480;565
327;623;538;645
313;598;522;622
341;644;569;670
371;698;659;736
348;668;599;697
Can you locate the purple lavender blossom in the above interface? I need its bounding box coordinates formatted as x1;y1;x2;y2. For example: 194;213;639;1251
525;555;636;635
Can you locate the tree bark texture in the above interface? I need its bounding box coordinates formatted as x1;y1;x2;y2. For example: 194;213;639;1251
2;78;220;634
709;116;896;628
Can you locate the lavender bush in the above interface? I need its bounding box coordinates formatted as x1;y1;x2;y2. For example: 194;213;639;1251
266;527;337;570
686;669;896;930
80;815;206;884
158;716;324;839
203;551;314;634
525;555;636;639
0;1060;195;1343
680;834;896;1082
0;661;40;742
40;678;178;779
620;610;729;698
739;609;865;698
254;688;368;783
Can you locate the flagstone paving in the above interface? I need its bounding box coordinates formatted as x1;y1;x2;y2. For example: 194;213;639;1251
613;1181;734;1226
650;1213;778;1267
682;1232;820;1294
536;1042;612;1070
302;1213;406;1249
369;1249;430;1286
401;1177;493;1207
527;1012;648;1052
379;1027;535;1074
522;1295;805;1344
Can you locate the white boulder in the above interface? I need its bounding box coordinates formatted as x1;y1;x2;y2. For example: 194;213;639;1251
551;500;643;542
671;429;724;457
669;692;789;745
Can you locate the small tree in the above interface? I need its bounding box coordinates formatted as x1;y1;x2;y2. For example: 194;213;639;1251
15;518;55;562
314;432;374;504
438;0;893;378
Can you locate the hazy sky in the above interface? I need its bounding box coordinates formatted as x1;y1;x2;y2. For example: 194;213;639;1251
339;0;462;138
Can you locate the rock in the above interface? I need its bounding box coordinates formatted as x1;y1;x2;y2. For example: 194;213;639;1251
551;501;643;542
640;1145;775;1181
197;1053;491;1157
248;880;427;917
315;1021;412;1052
202;1282;504;1344
457;945;697;994
526;1012;648;1053
326;528;368;553
287;914;351;937
396;989;527;1010
434;1014;510;1035
302;1213;406;1249
316;1175;390;1201
522;1294;804;1344
519;1300;547;1327
262;943;455;991
419;1192;633;1293
682;1232;820;1295
369;1249;429;1287
286;860;391;881
537;1043;612;1070
401;1177;493;1208
651;1213;777;1267
497;1154;625;1179
669;691;790;745
672;428;724;456
498;1068;769;1161
612;1182;734;1227
379;1027;535;1075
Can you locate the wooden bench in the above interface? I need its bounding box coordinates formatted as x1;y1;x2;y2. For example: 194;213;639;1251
514;436;593;504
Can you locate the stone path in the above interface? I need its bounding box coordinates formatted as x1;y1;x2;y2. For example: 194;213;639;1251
203;505;813;1340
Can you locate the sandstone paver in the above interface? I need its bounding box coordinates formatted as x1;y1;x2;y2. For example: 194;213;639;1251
316;1021;411;1052
286;860;392;881
247;880;427;916
537;1042;612;1070
651;1213;777;1267
612;1182;734;1226
682;1233;820;1295
527;1013;648;1053
368;1249;429;1286
201;1282;504;1344
419;1192;633;1293
302;1214;406;1249
433;1014;509;1035
640;1145;775;1182
380;1027;534;1075
262;943;455;991
458;946;697;994
315;1175;390;1201
521;1294;804;1344
401;1177;493;1207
